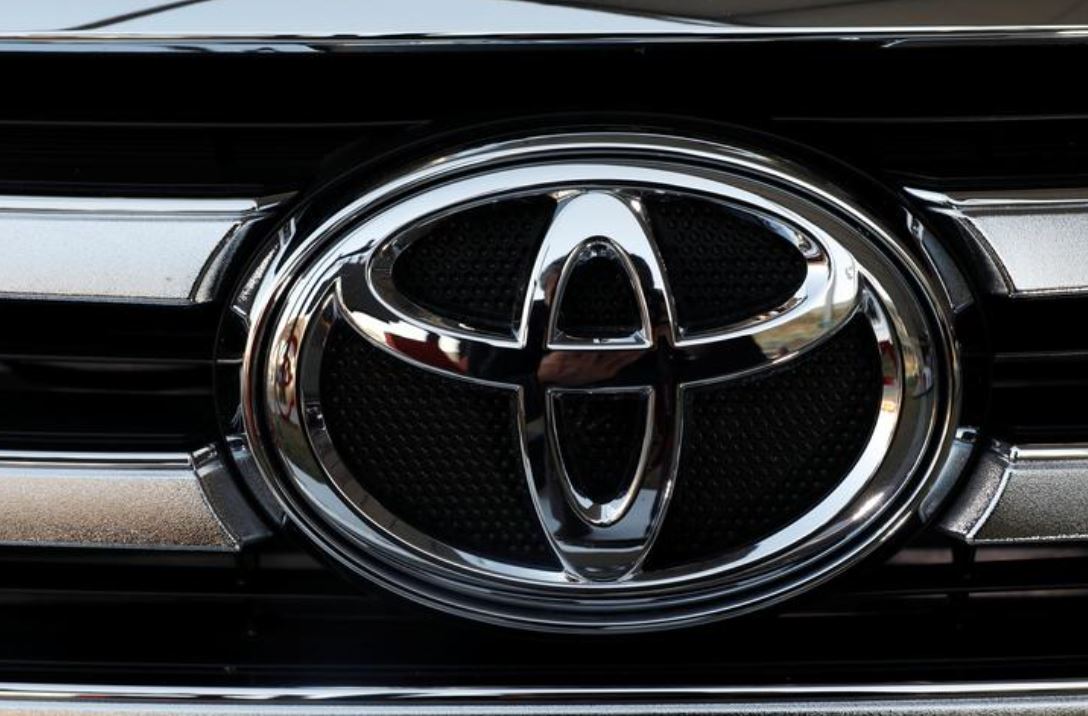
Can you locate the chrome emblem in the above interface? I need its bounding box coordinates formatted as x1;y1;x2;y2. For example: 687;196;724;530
353;190;857;582
232;132;959;631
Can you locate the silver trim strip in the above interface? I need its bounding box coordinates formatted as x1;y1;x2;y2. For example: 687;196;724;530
4;680;1088;713
7;2;1088;49
0;194;289;305
940;441;1088;544
907;188;1088;297
0;445;267;550
11;26;1088;39
9;29;1088;46
3;30;1088;56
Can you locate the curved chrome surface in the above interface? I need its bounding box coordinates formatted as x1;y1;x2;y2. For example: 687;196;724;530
228;132;961;631
349;184;858;583
4;1;1088;47
941;441;1088;544
0;194;289;305
0;445;267;550
5;679;1088;715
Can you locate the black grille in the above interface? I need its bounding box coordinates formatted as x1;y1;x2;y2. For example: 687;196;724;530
319;322;556;567
555;254;642;337
392;197;555;333
649;315;883;567
552;392;648;504
647;194;808;332
4;33;1088;689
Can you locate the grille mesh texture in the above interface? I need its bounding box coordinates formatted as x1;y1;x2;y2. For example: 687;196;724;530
392;197;554;333
647;194;809;332
320;323;556;567
648;315;884;567
555;255;642;337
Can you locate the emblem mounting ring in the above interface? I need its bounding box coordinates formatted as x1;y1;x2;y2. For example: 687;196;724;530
226;131;961;632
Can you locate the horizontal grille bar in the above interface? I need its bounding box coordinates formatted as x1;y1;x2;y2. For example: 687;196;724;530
0;446;266;550
908;188;1088;297
0;194;287;305
941;441;1088;544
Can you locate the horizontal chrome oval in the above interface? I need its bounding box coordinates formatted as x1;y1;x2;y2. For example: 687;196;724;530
232;132;962;631
274;188;877;588
325;174;864;585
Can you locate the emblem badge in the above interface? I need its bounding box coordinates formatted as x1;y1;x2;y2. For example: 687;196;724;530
230;132;958;630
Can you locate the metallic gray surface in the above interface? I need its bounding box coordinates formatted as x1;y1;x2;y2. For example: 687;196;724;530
0;446;267;550
941;442;1088;544
908;188;1088;297
230;131;961;632
6;681;1088;715
0;195;286;305
5;0;1088;48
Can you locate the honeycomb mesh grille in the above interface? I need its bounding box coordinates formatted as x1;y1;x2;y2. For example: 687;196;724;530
646;194;809;332
648;315;884;568
319;322;556;567
555;254;642;337
391;196;555;332
552;392;648;505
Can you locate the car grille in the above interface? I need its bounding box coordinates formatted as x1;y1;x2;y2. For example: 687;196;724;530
1;35;1087;691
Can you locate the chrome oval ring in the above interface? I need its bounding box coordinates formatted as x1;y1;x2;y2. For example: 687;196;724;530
226;131;962;632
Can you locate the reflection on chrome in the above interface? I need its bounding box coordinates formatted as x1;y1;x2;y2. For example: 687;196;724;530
233;133;958;631
341;188;860;582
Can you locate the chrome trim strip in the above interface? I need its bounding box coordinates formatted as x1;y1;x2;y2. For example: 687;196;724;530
940;441;1088;544
9;28;1088;46
3;30;1088;55
907;188;1088;297
0;446;268;550
6;1;1088;50
11;27;1088;40
0;194;289;305
4;680;1088;713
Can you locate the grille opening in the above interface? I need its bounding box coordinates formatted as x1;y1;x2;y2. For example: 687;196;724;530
392;197;555;333
552;391;648;505
2;534;1088;685
555;252;643;338
646;194;808;333
319;321;557;568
